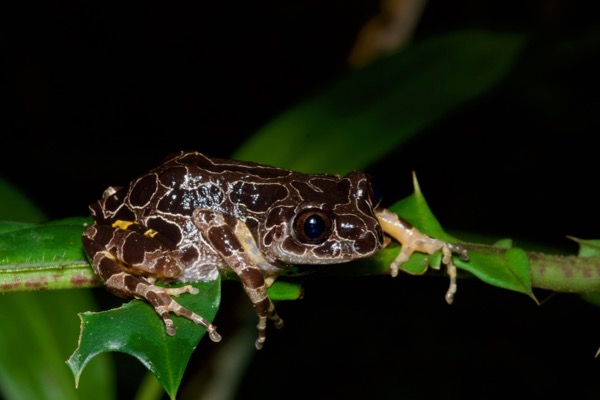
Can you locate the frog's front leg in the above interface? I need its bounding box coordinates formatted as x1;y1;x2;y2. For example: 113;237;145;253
375;208;468;304
192;209;283;350
82;223;222;342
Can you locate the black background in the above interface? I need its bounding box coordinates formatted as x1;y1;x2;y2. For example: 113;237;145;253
2;1;600;399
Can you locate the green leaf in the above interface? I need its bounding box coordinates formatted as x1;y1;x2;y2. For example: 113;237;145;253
568;236;600;257
0;217;90;265
234;29;525;174
267;280;303;301
456;247;536;301
67;277;221;400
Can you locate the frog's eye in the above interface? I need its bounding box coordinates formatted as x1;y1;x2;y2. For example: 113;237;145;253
293;209;333;244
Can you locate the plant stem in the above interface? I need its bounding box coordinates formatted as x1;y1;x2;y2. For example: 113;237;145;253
528;251;600;293
0;262;99;292
2;246;600;296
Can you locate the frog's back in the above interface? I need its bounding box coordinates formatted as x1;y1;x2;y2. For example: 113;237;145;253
89;151;301;225
163;151;295;181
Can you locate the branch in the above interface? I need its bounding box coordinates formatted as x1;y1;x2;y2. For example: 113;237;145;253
2;219;600;300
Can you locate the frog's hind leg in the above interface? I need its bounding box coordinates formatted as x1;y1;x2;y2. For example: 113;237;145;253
82;224;221;341
192;209;283;350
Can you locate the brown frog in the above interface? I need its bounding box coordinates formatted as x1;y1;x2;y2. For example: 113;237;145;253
82;151;467;349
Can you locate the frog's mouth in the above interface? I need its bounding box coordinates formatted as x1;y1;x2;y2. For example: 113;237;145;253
278;251;378;278
279;237;382;267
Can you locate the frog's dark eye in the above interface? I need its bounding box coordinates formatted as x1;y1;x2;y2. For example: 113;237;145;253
293;209;333;244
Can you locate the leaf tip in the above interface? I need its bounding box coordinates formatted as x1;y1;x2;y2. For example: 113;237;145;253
411;170;422;196
528;291;540;305
65;312;87;388
66;353;82;388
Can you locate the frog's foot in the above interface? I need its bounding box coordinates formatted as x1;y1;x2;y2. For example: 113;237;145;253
248;291;284;350
109;274;221;341
253;307;284;350
151;287;222;342
376;208;469;304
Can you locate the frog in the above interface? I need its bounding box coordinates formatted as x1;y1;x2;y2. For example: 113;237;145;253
82;151;468;349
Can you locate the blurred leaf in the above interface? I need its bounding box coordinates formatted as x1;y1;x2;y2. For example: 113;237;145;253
68;278;221;400
0;291;115;400
581;291;600;308
0;177;46;223
235;30;526;174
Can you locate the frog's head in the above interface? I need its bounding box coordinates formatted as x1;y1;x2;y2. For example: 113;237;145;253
261;171;384;265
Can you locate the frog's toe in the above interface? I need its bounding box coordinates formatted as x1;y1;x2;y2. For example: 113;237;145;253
163;318;177;336
448;242;469;261
273;316;284;329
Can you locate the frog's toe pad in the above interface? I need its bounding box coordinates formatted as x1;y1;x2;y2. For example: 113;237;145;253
274;317;284;329
187;286;200;295
164;318;177;336
207;325;222;342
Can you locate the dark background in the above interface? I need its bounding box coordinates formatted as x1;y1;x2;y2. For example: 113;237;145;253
2;1;600;399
